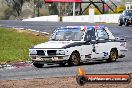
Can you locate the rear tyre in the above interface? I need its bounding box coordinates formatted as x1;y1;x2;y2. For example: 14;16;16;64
107;49;118;62
68;52;80;66
33;62;44;68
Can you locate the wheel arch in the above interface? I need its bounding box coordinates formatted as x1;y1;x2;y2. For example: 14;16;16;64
110;47;119;58
71;50;81;58
111;47;118;50
110;48;118;53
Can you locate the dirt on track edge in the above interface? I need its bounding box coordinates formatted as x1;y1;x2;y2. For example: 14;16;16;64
0;74;132;88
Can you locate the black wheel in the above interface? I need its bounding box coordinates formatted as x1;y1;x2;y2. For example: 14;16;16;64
68;52;80;66
118;19;122;26
33;62;44;68
125;20;129;26
76;76;87;86
107;49;118;62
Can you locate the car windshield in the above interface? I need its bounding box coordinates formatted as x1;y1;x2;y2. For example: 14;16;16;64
126;10;132;16
50;28;84;41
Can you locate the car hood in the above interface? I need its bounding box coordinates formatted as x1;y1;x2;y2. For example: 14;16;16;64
33;41;75;49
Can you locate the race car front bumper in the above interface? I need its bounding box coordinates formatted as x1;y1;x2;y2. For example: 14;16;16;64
30;55;69;64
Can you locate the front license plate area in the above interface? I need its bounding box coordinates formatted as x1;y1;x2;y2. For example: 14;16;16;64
41;57;52;62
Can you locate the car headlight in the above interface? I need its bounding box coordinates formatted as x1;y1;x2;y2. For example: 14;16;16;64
56;50;65;55
29;49;37;55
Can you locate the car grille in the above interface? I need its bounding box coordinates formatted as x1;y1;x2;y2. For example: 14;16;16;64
37;50;45;55
47;50;56;55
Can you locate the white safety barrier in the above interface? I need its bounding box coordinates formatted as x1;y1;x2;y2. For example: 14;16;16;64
22;15;60;22
22;14;121;23
62;14;121;23
62;15;90;22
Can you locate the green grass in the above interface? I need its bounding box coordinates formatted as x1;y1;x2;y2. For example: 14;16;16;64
0;28;49;64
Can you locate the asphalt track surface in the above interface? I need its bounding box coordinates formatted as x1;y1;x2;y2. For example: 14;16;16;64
0;20;132;80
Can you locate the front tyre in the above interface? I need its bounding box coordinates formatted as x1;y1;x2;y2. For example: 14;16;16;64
33;62;44;68
125;20;129;26
107;49;118;62
68;52;80;66
118;19;122;26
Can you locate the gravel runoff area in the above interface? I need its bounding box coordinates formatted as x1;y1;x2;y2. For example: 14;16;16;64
0;74;132;88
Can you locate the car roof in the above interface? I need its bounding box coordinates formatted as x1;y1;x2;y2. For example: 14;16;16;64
58;26;107;30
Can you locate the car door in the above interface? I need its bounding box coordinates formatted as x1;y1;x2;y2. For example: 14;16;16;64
81;28;95;60
94;28;110;59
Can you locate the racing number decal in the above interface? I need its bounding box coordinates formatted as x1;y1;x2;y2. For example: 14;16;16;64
103;52;108;56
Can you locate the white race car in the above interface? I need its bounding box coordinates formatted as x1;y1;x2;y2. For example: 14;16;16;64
29;26;127;68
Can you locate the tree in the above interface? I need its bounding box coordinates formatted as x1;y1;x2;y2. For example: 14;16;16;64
48;3;58;15
115;5;125;13
5;0;30;16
